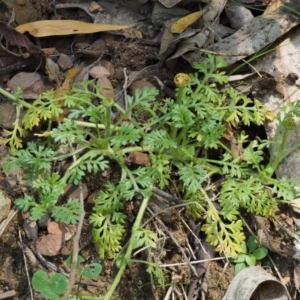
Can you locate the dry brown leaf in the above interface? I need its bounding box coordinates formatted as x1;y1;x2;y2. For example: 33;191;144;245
15;20;134;37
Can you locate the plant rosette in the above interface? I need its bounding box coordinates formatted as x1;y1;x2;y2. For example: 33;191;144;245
231;235;268;274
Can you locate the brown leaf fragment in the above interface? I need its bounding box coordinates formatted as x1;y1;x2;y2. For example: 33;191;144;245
0;54;38;74
0;21;42;57
253;215;296;258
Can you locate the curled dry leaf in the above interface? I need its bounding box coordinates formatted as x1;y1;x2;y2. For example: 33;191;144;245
0;21;42;57
222;266;288;300
291;198;300;214
15;20;134;38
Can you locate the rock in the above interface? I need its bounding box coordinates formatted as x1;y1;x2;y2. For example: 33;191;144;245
0;98;19;130
23;218;38;240
0;190;11;222
7;72;46;99
57;54;73;71
33;222;76;256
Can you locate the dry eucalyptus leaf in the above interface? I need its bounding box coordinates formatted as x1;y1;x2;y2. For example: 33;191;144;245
184;3;300;66
171;8;209;34
15;20;134;37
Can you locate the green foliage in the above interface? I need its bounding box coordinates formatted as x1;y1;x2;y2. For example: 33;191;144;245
3;142;54;181
131;226;158;249
2;53;299;263
231;235;268;274
32;257;102;299
32;270;68;300
14;172;68;221
66;255;102;279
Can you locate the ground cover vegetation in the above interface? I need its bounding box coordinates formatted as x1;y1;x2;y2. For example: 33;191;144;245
0;54;300;298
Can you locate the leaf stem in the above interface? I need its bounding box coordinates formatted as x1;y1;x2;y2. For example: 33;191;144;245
102;196;150;300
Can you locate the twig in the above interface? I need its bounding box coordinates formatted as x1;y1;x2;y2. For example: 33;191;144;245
0;208;18;237
123;68;128;110
61;141;86;300
163;285;173;300
267;255;292;300
159;257;229;267
146;207;198;277
18;228;34;300
152;187;182;205
244;216;292;300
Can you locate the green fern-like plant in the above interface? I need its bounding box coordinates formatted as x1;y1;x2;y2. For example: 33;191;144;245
1;54;299;262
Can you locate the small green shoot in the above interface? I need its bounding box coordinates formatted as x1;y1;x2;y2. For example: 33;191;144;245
231;235;268;274
66;255;102;280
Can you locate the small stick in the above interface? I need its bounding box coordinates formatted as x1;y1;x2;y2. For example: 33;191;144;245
18;228;34;300
61;141;86;300
123;68;129;110
152;187;182;205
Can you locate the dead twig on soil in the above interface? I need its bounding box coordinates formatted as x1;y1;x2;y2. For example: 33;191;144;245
146;207;198;277
152;187;182;205
0;208;18;238
18;228;34;300
123;67;128;110
61;141;86;300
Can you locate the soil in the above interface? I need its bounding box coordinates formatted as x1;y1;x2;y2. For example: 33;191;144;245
0;1;299;300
